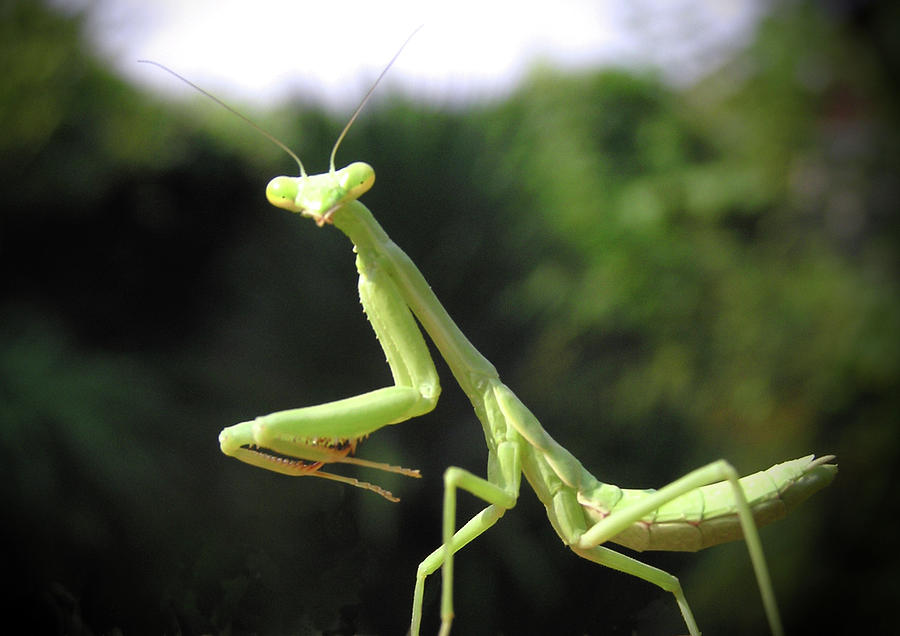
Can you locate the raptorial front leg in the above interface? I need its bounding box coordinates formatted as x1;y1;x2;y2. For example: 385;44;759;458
219;239;441;501
219;386;433;499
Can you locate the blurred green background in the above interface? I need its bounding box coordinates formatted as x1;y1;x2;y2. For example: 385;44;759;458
2;1;898;634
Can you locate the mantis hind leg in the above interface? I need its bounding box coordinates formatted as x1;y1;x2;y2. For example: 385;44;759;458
576;460;783;636
571;544;701;636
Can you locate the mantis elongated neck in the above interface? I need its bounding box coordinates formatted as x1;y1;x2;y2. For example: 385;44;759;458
332;200;499;397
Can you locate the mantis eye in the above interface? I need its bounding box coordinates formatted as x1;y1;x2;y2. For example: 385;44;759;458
339;162;375;199
266;176;300;211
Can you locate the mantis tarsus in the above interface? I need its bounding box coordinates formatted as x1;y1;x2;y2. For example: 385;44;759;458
142;38;837;636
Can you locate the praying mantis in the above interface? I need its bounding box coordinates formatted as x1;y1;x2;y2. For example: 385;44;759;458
142;36;836;636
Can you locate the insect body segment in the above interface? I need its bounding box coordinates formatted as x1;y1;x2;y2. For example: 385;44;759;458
578;454;837;552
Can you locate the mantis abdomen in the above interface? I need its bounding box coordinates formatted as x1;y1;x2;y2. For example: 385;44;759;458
580;454;836;552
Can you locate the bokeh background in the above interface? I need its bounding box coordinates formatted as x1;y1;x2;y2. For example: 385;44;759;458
2;1;898;634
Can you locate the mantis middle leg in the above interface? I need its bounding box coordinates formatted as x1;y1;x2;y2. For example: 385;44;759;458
409;388;523;636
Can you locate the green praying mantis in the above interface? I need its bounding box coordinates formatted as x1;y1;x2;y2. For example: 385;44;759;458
142;35;836;636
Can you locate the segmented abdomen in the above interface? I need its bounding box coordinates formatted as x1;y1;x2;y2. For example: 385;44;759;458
584;455;836;552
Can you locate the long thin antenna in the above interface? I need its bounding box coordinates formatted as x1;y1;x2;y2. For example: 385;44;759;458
328;24;424;174
137;59;307;178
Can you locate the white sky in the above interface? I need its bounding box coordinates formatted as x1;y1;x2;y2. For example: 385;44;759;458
73;0;769;110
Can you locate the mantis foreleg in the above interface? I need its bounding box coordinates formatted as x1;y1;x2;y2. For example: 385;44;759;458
218;205;440;501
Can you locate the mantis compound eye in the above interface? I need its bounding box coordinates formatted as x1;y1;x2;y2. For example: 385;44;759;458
338;162;375;199
266;176;300;211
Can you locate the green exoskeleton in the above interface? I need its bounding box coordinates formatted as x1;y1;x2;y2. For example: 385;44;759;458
142;35;836;636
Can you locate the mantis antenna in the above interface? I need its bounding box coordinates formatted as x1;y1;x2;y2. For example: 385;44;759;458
138;24;423;179
327;24;423;174
137;59;308;178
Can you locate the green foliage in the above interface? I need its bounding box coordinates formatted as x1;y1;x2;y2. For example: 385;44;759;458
1;1;897;634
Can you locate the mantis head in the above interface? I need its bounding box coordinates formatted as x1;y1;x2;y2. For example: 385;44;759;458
266;162;376;225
